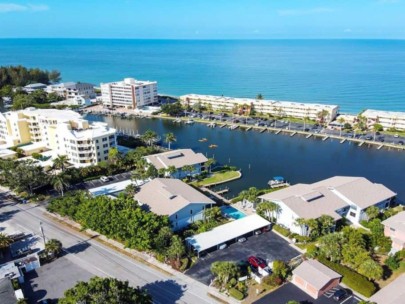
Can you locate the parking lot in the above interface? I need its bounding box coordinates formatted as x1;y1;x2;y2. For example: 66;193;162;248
253;283;362;304
22;256;94;303
185;231;300;285
72;172;132;190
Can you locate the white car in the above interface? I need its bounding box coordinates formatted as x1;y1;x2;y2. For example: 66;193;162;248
100;176;109;182
218;243;227;250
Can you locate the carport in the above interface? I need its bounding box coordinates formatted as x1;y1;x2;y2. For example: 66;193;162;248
186;214;270;256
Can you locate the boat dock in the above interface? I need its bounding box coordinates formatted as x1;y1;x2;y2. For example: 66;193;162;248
229;124;239;130
306;134;312;138
201;187;231;204
215;187;229;194
290;132;297;137
246;126;252;131
275;130;281;135
340;138;346;144
207;123;216;128
322;136;329;141
219;124;227;128
359;141;365;147
259;128;266;133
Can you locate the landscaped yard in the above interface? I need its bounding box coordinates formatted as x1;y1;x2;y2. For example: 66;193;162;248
191;170;241;187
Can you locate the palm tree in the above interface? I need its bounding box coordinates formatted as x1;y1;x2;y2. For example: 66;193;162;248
53;155;69;172
50;173;70;196
373;123;382;141
0;233;12;251
338;117;345;137
141;130;158;146
45;239;63;259
166;165;177;178
164;132;176;150
182;165;195;180
239;187;259;208
204;158;216;173
294;218;308;236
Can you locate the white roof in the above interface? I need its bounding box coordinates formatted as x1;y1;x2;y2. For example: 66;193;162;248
186;214;270;252
145;149;208;170
89;179;134;196
293;260;341;290
363;109;405;120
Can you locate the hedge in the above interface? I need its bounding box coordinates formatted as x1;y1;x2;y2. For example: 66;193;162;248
229;288;244;301
273;224;291;238
317;256;377;297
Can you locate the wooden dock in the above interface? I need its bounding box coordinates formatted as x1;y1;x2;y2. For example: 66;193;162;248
260;128;267;133
219;124;227;128
340;139;346;144
216;188;229;194
306;134;312;138
322;136;329;141
359;141;365;147
290;132;297;137
246;126;252;131
201;187;231;204
377;145;383;150
275;130;281;135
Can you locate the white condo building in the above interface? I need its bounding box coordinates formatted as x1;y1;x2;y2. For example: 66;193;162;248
47;82;96;100
362;109;405;131
180;94;339;122
101;78;158;109
0;108;116;167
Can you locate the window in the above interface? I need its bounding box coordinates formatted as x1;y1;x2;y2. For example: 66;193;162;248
349;212;356;217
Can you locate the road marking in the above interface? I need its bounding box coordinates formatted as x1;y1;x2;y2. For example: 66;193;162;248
341;295;353;304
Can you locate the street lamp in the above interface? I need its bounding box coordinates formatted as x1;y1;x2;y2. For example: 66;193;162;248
39;221;46;245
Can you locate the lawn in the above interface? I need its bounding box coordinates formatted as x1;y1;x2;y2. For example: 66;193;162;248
192;170;241;186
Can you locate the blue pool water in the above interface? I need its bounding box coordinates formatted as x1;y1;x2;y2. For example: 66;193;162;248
221;206;246;220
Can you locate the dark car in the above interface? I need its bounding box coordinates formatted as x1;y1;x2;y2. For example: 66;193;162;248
333;289;348;301
248;256;267;269
398;140;404;145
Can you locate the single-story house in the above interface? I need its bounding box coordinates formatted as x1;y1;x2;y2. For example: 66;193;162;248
382;211;405;252
259;176;396;235
292;259;341;299
134;178;215;230
144;149;208;179
369;273;405;304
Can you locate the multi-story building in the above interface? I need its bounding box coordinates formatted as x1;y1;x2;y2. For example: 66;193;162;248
100;78;158;109
0;108;116;167
47;82;96;100
180;94;339;122
382;211;405;252
362;109;405;131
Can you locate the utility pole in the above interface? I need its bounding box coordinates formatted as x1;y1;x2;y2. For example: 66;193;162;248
39;221;46;245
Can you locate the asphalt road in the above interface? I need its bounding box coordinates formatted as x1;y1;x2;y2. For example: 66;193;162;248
0;190;215;304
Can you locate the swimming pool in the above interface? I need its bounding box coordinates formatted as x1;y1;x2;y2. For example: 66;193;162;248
221;206;246;220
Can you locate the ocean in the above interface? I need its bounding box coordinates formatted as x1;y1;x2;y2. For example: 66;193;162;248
1;39;405;113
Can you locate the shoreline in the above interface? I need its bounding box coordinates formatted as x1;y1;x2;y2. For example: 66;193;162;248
83;106;405;152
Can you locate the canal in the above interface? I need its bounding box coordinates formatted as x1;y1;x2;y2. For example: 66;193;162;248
86;114;405;201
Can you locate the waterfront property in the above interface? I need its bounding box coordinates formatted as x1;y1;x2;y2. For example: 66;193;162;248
180;94;339;122
362;109;405;131
292;259;341;299
144;148;207;179
186;214;270;255
47;82;96;100
369;273;405;304
382;211;405;252
0;108;117;167
259;176;396;235
101;77;158;109
134;178;215;230
23;83;47;93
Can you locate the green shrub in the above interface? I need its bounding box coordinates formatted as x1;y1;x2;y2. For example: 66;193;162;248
273;224;291;237
179;257;190;272
228;288;244;300
318;256;377;297
262;273;283;288
396;249;405;259
385;255;400;270
229;278;237;287
360;220;370;228
306;244;319;258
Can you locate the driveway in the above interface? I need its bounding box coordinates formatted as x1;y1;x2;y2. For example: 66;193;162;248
72;172;132;190
22;256;94;303
185;231;300;285
253;283;362;304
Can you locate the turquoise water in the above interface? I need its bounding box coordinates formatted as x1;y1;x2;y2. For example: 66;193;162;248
1;39;405;113
221;205;246;220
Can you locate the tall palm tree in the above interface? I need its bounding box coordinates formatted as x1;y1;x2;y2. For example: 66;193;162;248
164;133;176;150
294;218;308;236
166;165;177;178
50;173;70;196
141;130;158;146
204;158;216;173
182;165;195;180
45;239;63;258
53;155;69;172
338;117;345;136
0;233;12;251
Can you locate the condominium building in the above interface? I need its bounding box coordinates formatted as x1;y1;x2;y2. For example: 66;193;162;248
0;108;116;167
362;109;405;131
100;78;158;109
47;82;96;99
180;94;339;122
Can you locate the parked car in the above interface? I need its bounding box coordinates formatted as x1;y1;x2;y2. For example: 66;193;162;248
238;237;247;243
100;176;110;182
218;243;227;250
333;289;348;301
262;225;272;233
248;256;266;269
254;230;262;235
398;140;404;145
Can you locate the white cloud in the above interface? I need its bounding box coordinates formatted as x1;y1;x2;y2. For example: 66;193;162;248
0;3;49;13
277;7;334;16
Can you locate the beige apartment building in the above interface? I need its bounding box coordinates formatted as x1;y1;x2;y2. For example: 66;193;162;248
180;94;339;122
0;108;116;167
362;109;405;131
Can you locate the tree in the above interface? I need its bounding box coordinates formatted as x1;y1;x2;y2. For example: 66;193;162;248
317;110;329;126
45;239;63;259
53;155;70;172
318;233;344;262
9;159;48;194
182;164;195;180
50;173;70;196
238;187;259;207
256;93;264;100
161;101;183;116
125;183;138;197
204;158;216;173
48;70;61;83
59;277;152;304
164;132;176;150
272;260;289;280
154;227;173;255
0;233;12;251
318;215;335;235
358;259;383;281
211;261;239;287
204;206;222;222
167;235;185;266
338;117;345;136
12;94;32;110
294;218;308;236
141;130;158;146
257;201;280;223
372;123;383;141
108;147;122;166
366;206;380;221
166;165;177;177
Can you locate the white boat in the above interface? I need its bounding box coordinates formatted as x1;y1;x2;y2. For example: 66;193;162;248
268;176;289;188
185;119;195;125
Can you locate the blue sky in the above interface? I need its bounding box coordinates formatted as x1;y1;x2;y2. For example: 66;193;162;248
0;0;404;39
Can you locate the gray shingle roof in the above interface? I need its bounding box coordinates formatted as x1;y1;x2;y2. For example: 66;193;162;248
370;273;405;304
293;260;341;290
145;149;208;170
382;211;405;233
135;178;215;216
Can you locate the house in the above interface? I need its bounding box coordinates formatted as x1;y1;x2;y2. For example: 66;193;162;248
292;259;341;299
259;176;396;235
134;178;215;230
47;82;95;99
0;278;17;304
382;211;405;252
23;83;47;93
369;273;405;304
144;149;208;179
